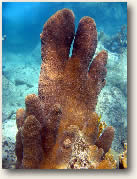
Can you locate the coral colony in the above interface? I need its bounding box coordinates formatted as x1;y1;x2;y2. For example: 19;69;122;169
15;9;127;169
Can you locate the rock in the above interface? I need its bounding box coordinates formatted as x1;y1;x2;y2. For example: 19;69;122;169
96;85;127;152
3;141;8;146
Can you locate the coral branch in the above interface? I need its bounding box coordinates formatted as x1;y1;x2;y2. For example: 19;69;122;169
16;108;25;129
72;17;97;70
15;128;23;168
95;126;115;154
21;115;43;169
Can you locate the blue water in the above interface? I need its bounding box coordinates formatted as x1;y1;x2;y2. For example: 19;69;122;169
2;2;127;55
2;2;127;168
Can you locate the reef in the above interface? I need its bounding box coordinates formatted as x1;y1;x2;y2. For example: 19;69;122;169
98;25;127;54
15;8;116;169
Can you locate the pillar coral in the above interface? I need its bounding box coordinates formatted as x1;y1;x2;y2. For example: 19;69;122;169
15;8;115;169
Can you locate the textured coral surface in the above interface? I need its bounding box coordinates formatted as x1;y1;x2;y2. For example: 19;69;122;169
15;8;115;169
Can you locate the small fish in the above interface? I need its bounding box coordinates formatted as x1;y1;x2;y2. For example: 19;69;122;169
2;35;6;41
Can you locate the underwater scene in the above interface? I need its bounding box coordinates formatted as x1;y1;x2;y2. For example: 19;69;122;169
2;2;127;169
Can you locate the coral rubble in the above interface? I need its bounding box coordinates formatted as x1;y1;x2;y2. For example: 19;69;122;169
15;8;116;169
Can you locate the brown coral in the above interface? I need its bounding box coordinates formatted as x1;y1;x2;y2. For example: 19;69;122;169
95;126;115;154
21;115;43;169
16;108;25;129
15;8;115;169
15;128;23;168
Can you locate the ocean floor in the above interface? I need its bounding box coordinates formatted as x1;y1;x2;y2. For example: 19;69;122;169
2;41;127;168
